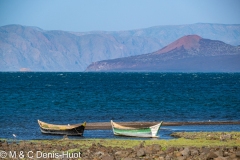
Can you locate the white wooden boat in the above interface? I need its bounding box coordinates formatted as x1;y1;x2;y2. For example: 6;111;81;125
111;120;163;138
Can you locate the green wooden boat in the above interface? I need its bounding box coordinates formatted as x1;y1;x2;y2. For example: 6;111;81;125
111;120;163;138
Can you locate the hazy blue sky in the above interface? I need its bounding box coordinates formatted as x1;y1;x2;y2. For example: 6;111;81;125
0;0;240;32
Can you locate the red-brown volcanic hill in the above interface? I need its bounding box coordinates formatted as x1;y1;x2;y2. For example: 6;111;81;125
155;35;202;54
86;35;240;72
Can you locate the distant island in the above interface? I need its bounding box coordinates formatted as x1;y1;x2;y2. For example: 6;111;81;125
86;35;240;72
0;23;240;72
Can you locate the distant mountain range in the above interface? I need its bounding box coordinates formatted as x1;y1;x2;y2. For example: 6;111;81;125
0;23;240;72
86;35;240;72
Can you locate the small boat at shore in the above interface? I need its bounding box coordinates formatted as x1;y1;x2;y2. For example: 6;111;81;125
111;120;163;138
38;120;86;136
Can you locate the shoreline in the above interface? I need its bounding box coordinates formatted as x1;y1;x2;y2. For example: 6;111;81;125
1;132;240;159
85;121;240;130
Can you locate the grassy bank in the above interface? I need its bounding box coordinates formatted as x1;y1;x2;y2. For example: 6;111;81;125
3;131;239;149
1;132;240;159
28;137;239;151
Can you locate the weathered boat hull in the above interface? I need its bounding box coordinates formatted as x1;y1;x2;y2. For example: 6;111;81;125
111;120;162;138
38;120;86;136
113;128;156;138
39;125;85;136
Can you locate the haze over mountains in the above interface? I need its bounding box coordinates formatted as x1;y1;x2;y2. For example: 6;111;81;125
86;35;240;72
0;23;240;72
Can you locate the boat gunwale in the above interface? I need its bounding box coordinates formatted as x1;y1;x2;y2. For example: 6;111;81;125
111;120;154;130
38;120;86;130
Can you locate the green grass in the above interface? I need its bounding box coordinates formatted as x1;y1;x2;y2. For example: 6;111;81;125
2;132;240;149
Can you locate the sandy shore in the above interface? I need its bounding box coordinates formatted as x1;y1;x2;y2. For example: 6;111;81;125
85;121;240;130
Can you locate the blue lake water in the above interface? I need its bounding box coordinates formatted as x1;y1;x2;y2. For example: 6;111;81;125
0;72;240;140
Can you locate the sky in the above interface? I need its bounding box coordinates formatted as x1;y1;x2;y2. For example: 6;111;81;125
0;0;240;32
